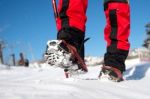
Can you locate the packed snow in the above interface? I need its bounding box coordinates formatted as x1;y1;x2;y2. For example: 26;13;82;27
0;58;150;99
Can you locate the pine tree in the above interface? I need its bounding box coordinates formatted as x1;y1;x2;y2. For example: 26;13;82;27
143;23;150;49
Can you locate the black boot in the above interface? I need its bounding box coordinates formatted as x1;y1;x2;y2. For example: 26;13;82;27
57;27;87;71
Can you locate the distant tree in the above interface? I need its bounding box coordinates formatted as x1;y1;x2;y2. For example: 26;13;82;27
0;39;5;64
143;23;150;49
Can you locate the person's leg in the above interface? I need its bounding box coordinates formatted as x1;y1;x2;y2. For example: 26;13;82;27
101;0;130;81
56;0;88;60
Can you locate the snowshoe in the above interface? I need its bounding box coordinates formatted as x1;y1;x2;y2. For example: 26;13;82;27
98;66;123;82
44;40;88;73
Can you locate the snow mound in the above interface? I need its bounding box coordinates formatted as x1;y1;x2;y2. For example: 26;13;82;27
85;56;103;66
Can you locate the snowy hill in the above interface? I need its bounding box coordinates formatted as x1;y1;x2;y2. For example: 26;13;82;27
0;58;150;99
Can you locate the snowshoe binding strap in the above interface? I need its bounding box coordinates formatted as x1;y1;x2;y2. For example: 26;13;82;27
62;40;88;72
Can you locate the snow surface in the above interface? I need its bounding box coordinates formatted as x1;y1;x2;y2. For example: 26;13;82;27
0;58;150;99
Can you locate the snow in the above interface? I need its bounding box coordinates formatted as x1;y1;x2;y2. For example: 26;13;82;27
0;58;150;99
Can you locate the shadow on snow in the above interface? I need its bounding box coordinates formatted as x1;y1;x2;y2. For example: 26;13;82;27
124;62;150;80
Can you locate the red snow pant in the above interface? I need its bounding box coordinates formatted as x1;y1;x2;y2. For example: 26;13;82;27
56;0;130;72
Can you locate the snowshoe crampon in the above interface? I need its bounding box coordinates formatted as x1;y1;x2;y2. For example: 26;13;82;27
44;40;88;74
98;66;123;82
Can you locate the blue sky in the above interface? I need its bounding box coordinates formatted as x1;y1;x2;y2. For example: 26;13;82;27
0;0;150;62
